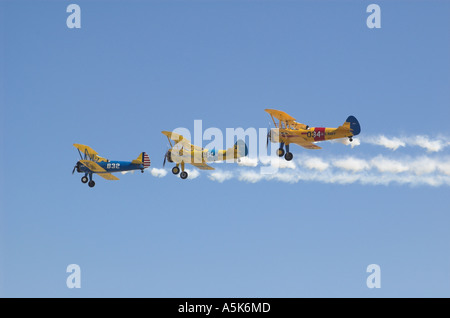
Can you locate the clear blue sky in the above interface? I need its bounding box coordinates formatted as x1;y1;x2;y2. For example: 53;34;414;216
1;0;449;297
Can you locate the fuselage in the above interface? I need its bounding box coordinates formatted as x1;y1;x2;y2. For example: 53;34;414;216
76;160;144;174
166;149;229;164
166;140;248;164
270;126;351;144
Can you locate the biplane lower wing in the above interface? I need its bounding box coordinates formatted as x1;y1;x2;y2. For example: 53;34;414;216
290;140;322;150
97;173;120;180
79;160;107;172
190;162;215;170
79;160;119;180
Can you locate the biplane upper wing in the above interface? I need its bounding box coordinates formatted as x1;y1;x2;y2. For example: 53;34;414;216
97;173;120;180
73;144;109;162
190;162;215;170
265;109;309;129
161;131;190;144
161;131;204;151
265;109;296;122
73;144;98;156
290;140;322;150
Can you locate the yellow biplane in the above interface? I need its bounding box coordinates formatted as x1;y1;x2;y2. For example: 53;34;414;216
161;131;248;179
265;109;361;161
72;144;150;187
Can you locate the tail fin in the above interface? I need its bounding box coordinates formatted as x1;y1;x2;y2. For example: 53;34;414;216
132;152;151;168
345;116;361;136
233;139;248;158
337;116;361;136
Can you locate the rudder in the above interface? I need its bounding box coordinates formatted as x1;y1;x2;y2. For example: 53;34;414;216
142;152;151;168
133;152;151;168
345;116;361;136
234;140;248;157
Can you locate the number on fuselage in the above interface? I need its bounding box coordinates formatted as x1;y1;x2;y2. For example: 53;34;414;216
106;163;120;170
307;128;326;141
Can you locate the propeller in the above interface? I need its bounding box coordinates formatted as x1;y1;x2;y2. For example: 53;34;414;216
72;162;79;175
266;122;272;148
163;151;167;167
163;143;173;168
163;149;172;167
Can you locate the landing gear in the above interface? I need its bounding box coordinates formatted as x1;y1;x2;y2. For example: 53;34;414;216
177;162;189;180
180;171;188;179
172;166;180;175
349;137;353;142
81;176;88;183
284;144;292;161
87;173;95;188
285;152;293;161
277;148;285;157
141;169;144;173
278;143;292;160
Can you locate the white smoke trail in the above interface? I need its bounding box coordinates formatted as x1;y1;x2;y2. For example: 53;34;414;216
150;168;167;178
185;169;200;180
302;157;329;171
207;154;450;187
120;170;135;175
237;157;258;167
347;135;449;152
208;170;234;183
406;136;447;152
333;157;370;172
370;156;409;173
362;135;406;150
333;138;361;148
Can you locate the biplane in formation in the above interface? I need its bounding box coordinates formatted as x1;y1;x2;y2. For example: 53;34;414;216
265;109;361;161
161;131;248;180
72;144;150;187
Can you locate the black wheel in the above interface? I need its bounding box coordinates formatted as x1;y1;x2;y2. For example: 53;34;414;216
349;137;353;142
180;171;188;179
81;176;88;183
285;152;293;161
172;166;180;175
277;148;285;157
141;169;144;173
88;180;95;188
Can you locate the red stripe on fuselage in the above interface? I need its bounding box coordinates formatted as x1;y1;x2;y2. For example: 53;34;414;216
314;128;325;141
